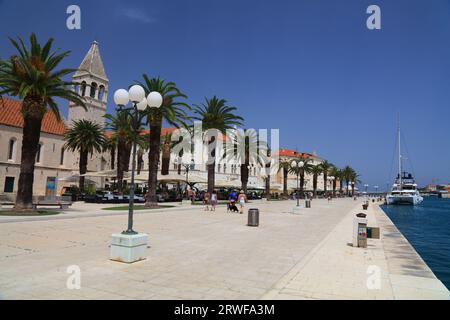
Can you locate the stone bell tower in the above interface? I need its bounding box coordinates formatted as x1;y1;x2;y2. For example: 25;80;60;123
68;40;108;127
67;41;110;175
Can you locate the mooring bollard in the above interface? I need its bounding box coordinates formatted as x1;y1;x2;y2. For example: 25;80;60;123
248;208;259;227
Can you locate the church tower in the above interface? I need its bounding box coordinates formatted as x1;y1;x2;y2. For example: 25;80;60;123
68;40;108;127
67;41;110;175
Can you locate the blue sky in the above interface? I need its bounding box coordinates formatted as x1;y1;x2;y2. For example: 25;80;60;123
1;0;449;189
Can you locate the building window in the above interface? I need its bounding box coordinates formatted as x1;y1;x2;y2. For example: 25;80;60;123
8;139;16;160
218;164;221;173
90;82;98;98
60;148;65;166
4;177;14;193
223;164;227;173
36;143;42;163
80;81;87;96
98;85;105;101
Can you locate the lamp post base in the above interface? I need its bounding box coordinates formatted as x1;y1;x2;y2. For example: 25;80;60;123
181;199;192;206
292;206;303;214
110;233;149;263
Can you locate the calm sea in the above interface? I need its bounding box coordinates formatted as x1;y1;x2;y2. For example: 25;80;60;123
381;197;450;290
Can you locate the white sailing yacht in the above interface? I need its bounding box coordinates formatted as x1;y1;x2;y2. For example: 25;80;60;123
386;125;423;206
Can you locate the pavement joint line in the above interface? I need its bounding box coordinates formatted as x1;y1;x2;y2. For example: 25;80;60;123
260;201;363;300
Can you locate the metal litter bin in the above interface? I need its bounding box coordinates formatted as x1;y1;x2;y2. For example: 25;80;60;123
305;199;311;208
248;208;259;227
353;213;368;248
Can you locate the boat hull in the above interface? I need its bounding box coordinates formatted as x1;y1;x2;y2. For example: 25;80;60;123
386;195;423;205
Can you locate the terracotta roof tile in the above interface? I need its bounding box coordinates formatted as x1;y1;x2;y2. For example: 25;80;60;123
0;97;66;136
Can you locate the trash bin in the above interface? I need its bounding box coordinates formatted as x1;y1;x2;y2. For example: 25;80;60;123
362;202;368;210
248;208;259;227
353;213;368;248
305;200;311;208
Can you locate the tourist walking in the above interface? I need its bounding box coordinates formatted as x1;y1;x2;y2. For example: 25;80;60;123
238;190;247;214
211;191;218;212
203;191;210;211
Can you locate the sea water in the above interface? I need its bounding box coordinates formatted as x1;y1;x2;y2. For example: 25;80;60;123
381;197;450;289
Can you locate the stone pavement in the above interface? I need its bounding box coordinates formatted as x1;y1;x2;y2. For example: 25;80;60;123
0;198;448;300
262;200;450;300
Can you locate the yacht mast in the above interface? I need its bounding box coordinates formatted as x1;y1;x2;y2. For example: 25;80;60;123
398;119;402;191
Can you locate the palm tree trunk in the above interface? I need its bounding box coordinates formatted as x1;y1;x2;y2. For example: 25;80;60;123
283;167;288;196
206;136;217;194
323;172;328;193
110;148;115;170
161;142;171;175
313;174;318;198
146;114;163;207
15;101;45;210
137;151;143;175
207;162;215;194
333;180;337;197
240;164;249;193
265;177;271;200
79;150;88;192
300;172;305;198
116;137;125;192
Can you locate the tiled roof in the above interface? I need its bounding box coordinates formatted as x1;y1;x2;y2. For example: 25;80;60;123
278;148;318;159
0;97;66;136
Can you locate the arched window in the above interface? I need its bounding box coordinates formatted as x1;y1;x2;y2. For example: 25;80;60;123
7;139;16;161
80;81;87;96
98;85;105;101
36;143;43;163
60;148;65;166
90;82;98;98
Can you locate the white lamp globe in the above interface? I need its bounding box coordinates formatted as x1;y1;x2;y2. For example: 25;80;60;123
299;161;305;168
291;160;297;168
147;91;163;108
114;89;129;106
129;85;146;103
136;98;148;111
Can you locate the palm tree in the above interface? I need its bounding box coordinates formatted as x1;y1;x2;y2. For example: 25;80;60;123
64;120;106;192
105;112;137;193
350;169;360;197
136;139;148;175
193;96;244;193
278;160;291;197
102;136;116;170
225;129;266;193
311;165;323;198
338;169;345;195
0;33;85;210
136;75;190;208
342;166;354;196
329;165;340;197
320;160;333;194
160;132;175;175
290;157;314;197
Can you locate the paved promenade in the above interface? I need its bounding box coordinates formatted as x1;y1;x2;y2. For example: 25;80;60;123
0;198;448;300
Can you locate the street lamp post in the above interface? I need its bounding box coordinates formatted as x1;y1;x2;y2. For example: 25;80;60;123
291;160;304;213
110;85;162;263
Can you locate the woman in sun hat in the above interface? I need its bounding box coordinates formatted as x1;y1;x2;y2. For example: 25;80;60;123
237;190;247;214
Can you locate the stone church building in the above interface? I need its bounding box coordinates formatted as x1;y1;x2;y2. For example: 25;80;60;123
0;41;111;198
